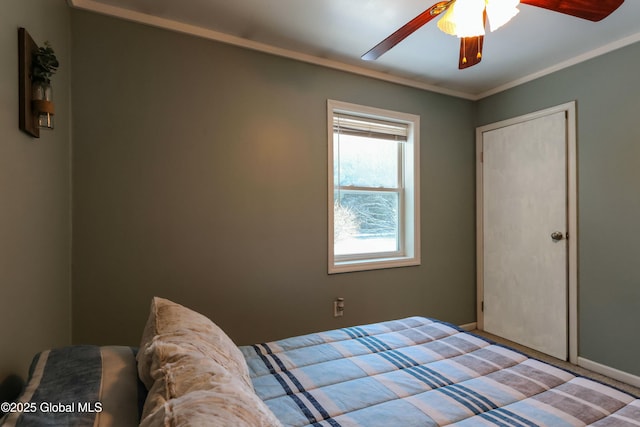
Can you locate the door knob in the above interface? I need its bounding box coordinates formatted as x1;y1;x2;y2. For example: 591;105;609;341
551;231;564;241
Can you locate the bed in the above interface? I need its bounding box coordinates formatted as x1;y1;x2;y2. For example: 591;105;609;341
2;297;639;426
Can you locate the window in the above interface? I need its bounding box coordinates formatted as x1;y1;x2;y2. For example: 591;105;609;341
328;100;420;273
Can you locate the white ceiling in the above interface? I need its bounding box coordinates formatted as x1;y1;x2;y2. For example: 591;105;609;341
69;0;640;99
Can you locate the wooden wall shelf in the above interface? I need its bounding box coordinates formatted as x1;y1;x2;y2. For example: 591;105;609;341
18;27;40;138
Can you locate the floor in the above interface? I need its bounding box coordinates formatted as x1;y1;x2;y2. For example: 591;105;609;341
472;329;640;397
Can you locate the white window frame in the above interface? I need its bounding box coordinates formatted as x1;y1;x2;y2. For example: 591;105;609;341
328;100;420;274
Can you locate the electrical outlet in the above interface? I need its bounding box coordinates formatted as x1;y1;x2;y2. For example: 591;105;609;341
333;298;344;317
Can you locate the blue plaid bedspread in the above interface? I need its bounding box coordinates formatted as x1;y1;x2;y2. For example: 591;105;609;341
241;317;640;427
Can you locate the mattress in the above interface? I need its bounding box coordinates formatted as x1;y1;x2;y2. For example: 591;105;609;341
241;317;640;427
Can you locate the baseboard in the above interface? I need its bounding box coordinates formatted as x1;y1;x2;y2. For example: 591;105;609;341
459;322;477;331
578;357;640;389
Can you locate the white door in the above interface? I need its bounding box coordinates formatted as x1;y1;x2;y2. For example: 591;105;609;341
479;109;571;360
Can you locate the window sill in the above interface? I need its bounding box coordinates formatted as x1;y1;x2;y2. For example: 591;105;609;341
329;256;420;274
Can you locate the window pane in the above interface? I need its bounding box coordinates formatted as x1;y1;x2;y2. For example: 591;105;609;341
334;191;399;256
334;133;399;188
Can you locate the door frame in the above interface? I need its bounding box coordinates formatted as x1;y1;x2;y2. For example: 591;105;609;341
476;101;578;364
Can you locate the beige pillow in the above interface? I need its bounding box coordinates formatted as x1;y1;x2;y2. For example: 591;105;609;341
140;387;282;427
137;297;251;390
136;297;279;426
94;346;143;427
141;341;238;419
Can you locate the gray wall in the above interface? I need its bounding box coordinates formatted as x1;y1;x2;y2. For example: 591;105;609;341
477;43;640;376
0;0;71;379
70;11;477;347
3;1;637;383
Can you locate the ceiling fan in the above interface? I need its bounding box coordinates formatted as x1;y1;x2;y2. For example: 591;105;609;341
362;0;624;69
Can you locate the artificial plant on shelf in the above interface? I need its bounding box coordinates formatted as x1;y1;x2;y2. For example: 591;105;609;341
31;41;59;129
32;41;59;84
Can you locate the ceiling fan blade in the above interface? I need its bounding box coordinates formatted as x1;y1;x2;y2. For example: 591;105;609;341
362;1;451;61
458;36;484;69
520;0;624;22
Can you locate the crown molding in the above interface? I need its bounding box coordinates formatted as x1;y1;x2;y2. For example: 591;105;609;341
68;0;475;100
69;0;640;101
477;30;640;99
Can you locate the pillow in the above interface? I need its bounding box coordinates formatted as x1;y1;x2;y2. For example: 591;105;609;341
137;297;251;390
139;388;282;427
93;346;146;427
139;332;282;426
136;297;279;426
140;341;230;419
2;346;143;427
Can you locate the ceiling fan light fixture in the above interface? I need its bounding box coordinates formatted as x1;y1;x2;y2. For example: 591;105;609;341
486;0;520;32
437;0;486;38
